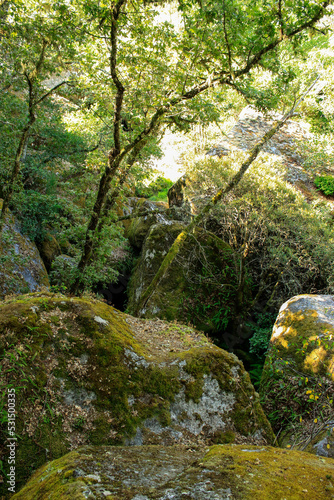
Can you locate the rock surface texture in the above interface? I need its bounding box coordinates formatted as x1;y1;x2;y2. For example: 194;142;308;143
12;444;334;500
0;206;50;297
207;106;312;186
125;199;170;249
260;294;334;457
0;293;273;497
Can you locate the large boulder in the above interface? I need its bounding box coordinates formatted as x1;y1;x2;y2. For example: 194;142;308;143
0;204;49;297
0;293;273;497
167;174;187;207
38;233;61;272
12;444;334;500
125;199;169;249
127;222;237;332
260;294;334;457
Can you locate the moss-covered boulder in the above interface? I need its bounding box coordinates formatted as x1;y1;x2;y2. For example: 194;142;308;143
260;294;334;457
38;233;61;272
0;205;49;297
167;174;187;207
0;293;273;497
127;222;236;332
12;444;334;500
125;199;169;249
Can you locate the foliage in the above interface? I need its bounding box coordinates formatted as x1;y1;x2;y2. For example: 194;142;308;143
178;235;237;333
248;313;276;357
14;191;64;243
52;219;127;294
248;362;264;389
314;174;334;195
186;152;334;316
1;0;332;291
260;333;334;444
135;176;173;199
296;132;334;177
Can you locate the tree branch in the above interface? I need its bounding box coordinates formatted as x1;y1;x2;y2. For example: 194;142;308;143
234;0;331;80
71;0;331;292
223;0;233;77
278;0;284;40
35;80;70;106
134;80;319;315
110;0;127;156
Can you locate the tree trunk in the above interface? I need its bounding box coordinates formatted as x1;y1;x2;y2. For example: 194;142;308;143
0;115;36;228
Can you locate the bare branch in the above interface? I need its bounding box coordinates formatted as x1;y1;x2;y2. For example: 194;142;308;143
35;80;70;105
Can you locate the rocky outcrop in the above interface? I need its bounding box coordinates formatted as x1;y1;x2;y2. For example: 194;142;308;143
0;204;49;297
167;174;187;207
208;106;311;186
127;223;236;331
38;233;61;271
260;294;334;457
0;293;273;497
12;444;334;500
125;199;169;249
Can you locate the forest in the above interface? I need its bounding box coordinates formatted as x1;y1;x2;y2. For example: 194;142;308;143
1;0;334;498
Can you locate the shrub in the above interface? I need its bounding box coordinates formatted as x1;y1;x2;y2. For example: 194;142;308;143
248;313;276;357
135;176;173;199
186;152;334;317
314;175;334;196
13;191;65;243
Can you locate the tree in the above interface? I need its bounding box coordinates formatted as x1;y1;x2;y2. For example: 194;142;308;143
68;0;332;292
134;79;321;316
0;0;83;226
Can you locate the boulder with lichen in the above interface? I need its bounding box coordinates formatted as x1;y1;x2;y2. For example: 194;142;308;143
11;443;334;500
0;202;49;297
260;294;334;457
125;199;169;249
127;222;237;332
0;293;273;497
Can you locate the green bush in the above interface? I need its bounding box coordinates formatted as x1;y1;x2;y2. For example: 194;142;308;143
248;313;276;357
135;176;173;199
186;152;334;316
14;191;64;243
314;175;334;196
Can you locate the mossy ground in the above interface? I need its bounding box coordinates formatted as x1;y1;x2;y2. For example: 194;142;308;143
11;444;334;500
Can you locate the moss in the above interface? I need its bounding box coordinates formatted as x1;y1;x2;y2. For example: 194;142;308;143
127;224;236;332
212;429;236;444
266;309;334;377
125;200;169;250
38;233;61;271
0;294;161;495
11;444;334;500
184;378;204;403
0;213;49;297
0;294;274;498
201;444;334;499
260;298;334;446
